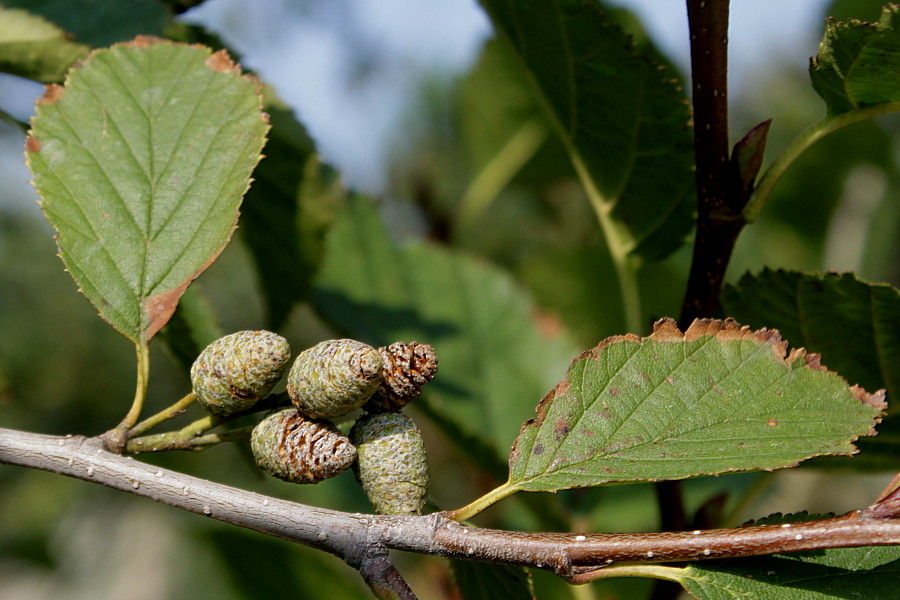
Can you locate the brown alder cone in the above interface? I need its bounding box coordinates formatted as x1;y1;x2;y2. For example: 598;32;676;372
251;409;356;484
363;342;438;413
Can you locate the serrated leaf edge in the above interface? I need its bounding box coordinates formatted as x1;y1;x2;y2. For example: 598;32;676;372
510;317;888;471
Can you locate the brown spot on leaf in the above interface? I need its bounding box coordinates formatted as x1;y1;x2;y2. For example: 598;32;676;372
38;84;64;105
766;419;778;427
532;444;544;456
25;136;41;152
554;418;570;440
609;388;619;397
666;376;674;384
205;49;239;73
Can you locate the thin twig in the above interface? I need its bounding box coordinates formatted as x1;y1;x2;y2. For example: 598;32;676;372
2;428;898;584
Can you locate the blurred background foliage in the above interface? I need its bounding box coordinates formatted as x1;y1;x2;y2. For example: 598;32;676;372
0;0;897;599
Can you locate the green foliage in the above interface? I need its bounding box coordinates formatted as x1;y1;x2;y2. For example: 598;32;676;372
722;270;899;404
1;0;170;48
2;1;900;600
0;6;89;82
450;560;534;600
26;39;268;342
478;0;695;262
312;196;576;454
683;515;900;600
507;319;884;494
811;5;900;114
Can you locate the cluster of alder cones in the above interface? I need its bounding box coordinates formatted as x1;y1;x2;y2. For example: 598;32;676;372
190;331;437;515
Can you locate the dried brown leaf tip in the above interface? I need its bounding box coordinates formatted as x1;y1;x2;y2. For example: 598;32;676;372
251;409;357;484
364;342;438;413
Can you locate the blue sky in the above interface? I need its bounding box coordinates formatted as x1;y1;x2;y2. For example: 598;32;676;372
0;0;832;201
184;0;830;192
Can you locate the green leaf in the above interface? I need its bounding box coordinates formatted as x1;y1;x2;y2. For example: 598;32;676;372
0;6;89;82
682;514;900;600
240;100;343;328
26;38;269;342
450;560;534;600
312;196;576;455
811;5;900;115
722;269;900;470
1;0;170;48
507;318;885;493
477;0;694;261
721;270;899;407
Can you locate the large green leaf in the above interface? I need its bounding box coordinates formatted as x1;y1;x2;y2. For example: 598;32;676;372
811;4;900;115
0;6;89;82
721;270;899;406
26;38;268;342
477;0;694;261
312;197;576;455
507;318;885;493
682;514;900;600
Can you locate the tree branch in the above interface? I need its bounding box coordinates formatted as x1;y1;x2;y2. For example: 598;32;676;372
2;427;899;589
680;0;741;326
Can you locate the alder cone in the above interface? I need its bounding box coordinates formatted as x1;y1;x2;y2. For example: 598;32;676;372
191;330;291;416
287;339;383;419
251;409;357;484
351;412;429;515
363;342;438;413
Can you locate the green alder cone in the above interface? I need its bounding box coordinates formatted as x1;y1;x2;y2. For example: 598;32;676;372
350;412;430;515
251;409;357;484
287;339;383;419
191;330;291;416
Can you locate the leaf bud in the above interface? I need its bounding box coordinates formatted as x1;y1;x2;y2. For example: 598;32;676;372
251;408;357;484
350;412;429;515
191;330;290;416
287;339;383;419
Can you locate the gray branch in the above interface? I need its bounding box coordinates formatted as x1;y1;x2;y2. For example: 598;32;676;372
2;427;899;592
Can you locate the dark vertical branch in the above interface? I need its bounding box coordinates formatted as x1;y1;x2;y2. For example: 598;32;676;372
656;3;735;597
680;0;743;326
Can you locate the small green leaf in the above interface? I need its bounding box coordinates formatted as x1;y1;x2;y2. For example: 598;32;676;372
0;6;89;82
450;559;534;600
507;318;885;493
683;514;900;600
312;197;576;455
811;5;900;115
477;0;694;261
26;38;269;342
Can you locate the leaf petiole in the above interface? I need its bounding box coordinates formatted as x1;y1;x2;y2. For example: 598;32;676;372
129;392;197;437
443;480;520;522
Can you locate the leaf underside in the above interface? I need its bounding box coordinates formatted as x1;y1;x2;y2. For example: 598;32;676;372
508;318;886;493
810;4;900;114
26;37;269;342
